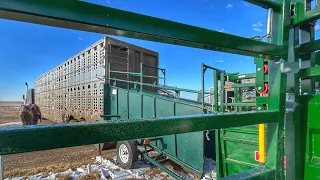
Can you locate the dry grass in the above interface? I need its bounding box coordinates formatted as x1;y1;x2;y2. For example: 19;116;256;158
145;168;163;177
79;172;101;180
57;174;73;180
145;168;169;180
4;160;95;178
4;151;116;178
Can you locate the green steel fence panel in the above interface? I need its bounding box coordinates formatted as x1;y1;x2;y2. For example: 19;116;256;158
175;103;204;172
118;89;129;119
221;125;259;177
129;92;142;119
155;99;176;156
225;161;257;177
142;94;157;147
303;95;320;180
142;95;155;118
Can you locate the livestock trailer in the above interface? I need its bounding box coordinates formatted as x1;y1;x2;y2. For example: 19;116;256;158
34;36;159;123
2;1;320;180
101;62;262;179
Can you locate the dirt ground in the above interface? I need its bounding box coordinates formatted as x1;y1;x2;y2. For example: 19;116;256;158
0;102;196;179
0;102;118;178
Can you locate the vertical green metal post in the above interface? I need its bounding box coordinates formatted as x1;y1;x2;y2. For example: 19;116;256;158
299;0;314;95
0;155;3;180
220;72;225;112
266;1;290;179
140;63;143;92
201;62;205;114
215;131;222;179
214;70;219;112
163;69;166;86
285;25;300;180
234;87;238;112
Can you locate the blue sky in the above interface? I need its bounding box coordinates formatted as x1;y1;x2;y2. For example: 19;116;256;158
0;0;317;101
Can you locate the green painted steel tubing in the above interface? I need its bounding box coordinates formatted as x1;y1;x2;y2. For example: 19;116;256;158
109;78;211;94
293;3;320;26
0;0;282;57
244;0;282;12
298;66;320;79
298;39;320;55
203;63;224;73
142;64;165;71
0;110;278;155
140;152;182;180
221;166;275;180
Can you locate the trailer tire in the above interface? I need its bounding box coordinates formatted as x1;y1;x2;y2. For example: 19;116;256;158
116;140;138;169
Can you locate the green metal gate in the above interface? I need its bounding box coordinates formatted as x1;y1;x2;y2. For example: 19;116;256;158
107;85;213;173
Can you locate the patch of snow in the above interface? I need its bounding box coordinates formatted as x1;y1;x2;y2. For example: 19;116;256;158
5;156;153;180
0;122;21;127
5;156;217;180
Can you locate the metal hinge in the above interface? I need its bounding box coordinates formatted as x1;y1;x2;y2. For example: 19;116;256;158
276;59;299;74
286;93;298;113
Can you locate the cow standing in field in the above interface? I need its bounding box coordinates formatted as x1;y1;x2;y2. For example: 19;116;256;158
29;103;42;125
19;105;33;125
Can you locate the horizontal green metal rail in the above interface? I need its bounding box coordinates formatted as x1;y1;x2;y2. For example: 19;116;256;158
0;110;278;155
298;39;320;55
142;64;165;71
298;67;320;79
223;103;256;107
225;83;256;88
221;166;275;180
244;0;282;12
110;78;211;94
228;73;256;81
0;0;282;57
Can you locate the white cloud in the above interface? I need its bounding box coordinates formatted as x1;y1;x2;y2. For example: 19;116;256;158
107;0;111;4
226;4;233;9
243;2;250;6
253;28;262;32
217;29;225;32
215;60;224;63
252;22;263;27
316;24;320;30
78;37;84;40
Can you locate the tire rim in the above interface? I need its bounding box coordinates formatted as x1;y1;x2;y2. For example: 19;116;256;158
119;144;129;163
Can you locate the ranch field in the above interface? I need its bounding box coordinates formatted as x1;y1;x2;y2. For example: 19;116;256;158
0;102;208;179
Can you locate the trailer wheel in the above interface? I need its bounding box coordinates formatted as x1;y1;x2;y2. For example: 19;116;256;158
116;140;138;169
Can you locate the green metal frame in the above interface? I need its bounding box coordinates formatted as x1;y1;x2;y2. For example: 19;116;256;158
1;0;320;179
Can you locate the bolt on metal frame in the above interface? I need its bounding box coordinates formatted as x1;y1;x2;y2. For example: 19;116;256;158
1;0;320;179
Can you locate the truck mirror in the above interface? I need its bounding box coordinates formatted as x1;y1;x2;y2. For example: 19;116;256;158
22;94;25;100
